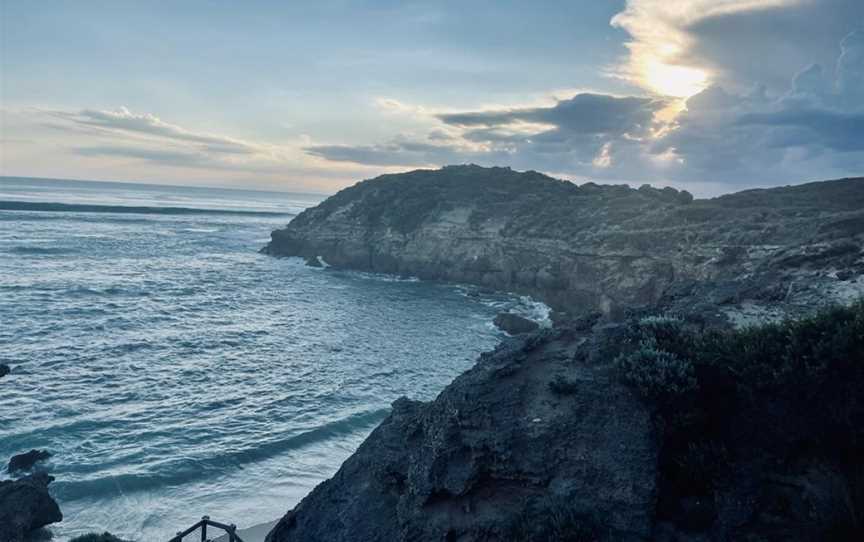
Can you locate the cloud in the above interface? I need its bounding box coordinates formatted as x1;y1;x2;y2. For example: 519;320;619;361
303;26;864;195
648;35;864;183
438;93;665;137
47;107;259;156
838;30;864;106
609;0;802;97
306;137;492;168
306;93;667;175
72;145;217;168
26;105;313;173
611;0;864;96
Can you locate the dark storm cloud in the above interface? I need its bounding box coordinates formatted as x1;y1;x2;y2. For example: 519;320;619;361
306;21;864;192
307;93;666;173
680;0;864;93
739;108;864;151
649;27;864;184
438;93;665;137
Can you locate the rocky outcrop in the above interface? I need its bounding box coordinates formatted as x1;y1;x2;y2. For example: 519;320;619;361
263;166;864;541
0;473;62;542
268;304;864;541
69;533;131;542
7;450;51;474
493;312;540;335
264;165;864;323
267;328;658;542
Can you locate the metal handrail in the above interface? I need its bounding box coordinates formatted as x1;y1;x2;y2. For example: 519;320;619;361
168;516;245;542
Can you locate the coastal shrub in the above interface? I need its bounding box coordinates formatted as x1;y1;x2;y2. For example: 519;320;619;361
616;315;696;405
616;301;864;537
617;346;696;403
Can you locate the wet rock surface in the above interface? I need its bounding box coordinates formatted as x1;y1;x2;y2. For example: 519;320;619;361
7;450;51;474
264;165;864;323
493;312;540;335
0;473;62;542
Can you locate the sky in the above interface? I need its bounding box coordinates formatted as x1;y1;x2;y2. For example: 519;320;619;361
1;0;862;196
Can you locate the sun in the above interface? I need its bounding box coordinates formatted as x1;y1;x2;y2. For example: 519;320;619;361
642;59;709;98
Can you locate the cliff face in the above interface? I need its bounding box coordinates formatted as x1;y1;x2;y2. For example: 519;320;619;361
264;165;864;322
263;167;864;541
267;327;658;542
266;306;864;542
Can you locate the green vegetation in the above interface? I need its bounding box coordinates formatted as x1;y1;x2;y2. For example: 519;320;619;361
294;165;695;238
617;303;864;432
616;315;696;404
616;301;864;538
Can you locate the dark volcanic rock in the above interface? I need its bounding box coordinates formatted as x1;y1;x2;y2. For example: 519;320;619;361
266;330;658;542
0;364;9;379
69;533;132;542
493;312;540;335
8;450;51;474
304;255;323;268
0;473;62;542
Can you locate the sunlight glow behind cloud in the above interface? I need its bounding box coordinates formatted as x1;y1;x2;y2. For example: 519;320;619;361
3;0;860;194
612;0;802;97
641;60;709;98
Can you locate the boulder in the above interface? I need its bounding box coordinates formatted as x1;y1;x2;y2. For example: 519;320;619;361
69;533;131;542
8;450;51;474
304;255;323;268
493;312;540;335
0;473;62;542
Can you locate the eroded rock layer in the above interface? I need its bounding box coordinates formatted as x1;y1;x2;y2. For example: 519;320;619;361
264;165;864;322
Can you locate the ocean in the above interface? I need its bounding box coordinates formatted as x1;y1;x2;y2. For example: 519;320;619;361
0;177;546;540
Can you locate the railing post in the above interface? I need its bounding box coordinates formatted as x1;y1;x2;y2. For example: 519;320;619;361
229;523;237;542
201;515;209;541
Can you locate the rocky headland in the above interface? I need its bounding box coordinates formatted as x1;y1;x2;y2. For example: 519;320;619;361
263;166;864;541
264;165;864;324
7;450;52;475
0;473;62;542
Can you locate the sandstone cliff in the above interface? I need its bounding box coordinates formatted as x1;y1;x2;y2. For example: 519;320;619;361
264;165;864;324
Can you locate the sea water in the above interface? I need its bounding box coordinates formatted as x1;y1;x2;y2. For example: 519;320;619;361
0;177;543;540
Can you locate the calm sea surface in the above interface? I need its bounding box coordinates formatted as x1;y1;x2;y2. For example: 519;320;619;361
0;177;545;540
